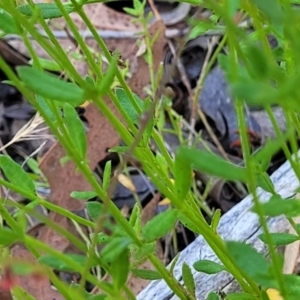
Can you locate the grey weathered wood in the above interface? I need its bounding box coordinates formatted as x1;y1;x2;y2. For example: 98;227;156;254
137;154;299;300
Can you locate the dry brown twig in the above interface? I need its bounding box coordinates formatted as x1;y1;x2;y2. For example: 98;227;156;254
166;37;229;161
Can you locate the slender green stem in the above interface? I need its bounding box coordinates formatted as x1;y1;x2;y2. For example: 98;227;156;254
265;105;300;179
24;236;123;298
235;101;286;297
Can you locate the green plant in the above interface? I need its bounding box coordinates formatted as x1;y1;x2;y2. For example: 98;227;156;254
0;1;300;300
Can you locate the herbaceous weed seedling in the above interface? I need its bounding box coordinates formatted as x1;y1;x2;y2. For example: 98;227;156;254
1;0;300;299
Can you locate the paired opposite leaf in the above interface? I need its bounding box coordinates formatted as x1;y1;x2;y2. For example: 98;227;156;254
70;191;97;200
98;55;118;96
259;233;299;246
101;237;131;264
182;263;195;296
17;67;85;106
256;195;300;218
211;209;221;232
129;203;141;234
252;0;283;24
0;227;20;246
17;3;74;19
0;155;35;194
207;292;220;300
175;147;247;182
110;248;130;289
39;254;96;272
131;268;162;280
0;9;20;34
225;293;259;300
102;161;112;191
35;95;56;123
142;209;179;242
226;241;274;287
178;213;200;234
174;147;193;202
63;103;87;159
115;88;144;124
193;260;225;274
86;202;103;221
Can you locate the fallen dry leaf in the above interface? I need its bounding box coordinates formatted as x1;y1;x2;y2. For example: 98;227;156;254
118;173;137;193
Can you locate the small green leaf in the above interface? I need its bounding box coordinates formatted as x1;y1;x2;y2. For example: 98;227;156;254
259;233;299;246
103;161;112;191
39;254;96;272
35;95;56;123
9;286;36;300
257;195;300;218
110;248;129;289
227;0;240;17
207;292;220;300
193;260;225;274
182;263;195;296
178;213;200;234
95;232;111;244
17;3;74;19
133;0;144;11
155;153;169;178
115;88;144;124
134;242;155;260
254;133;290;172
244;44;270;80
225;292;259;299
256;172;275;194
231;80;278;107
63;103;87;159
30;57;62;72
141;98;154;143
131;268;162;280
88;295;107;300
85;75;95;86
211;209;221;232
98;55;118;96
101;237;131;264
176;147;247;182
86;202;103;221
108;146;128;153
0;155;35;194
17;67;85;106
0;227;20;246
70;191;97;200
170;253;180;274
226;241;274;287
129;203;141;233
11;262;33;276
174;147;193;203
293;224;300;236
283;274;300;299
0;9;20;34
60;156;72;165
26;158;43;177
142;209;179;242
252;0;283;24
123;7;139;16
